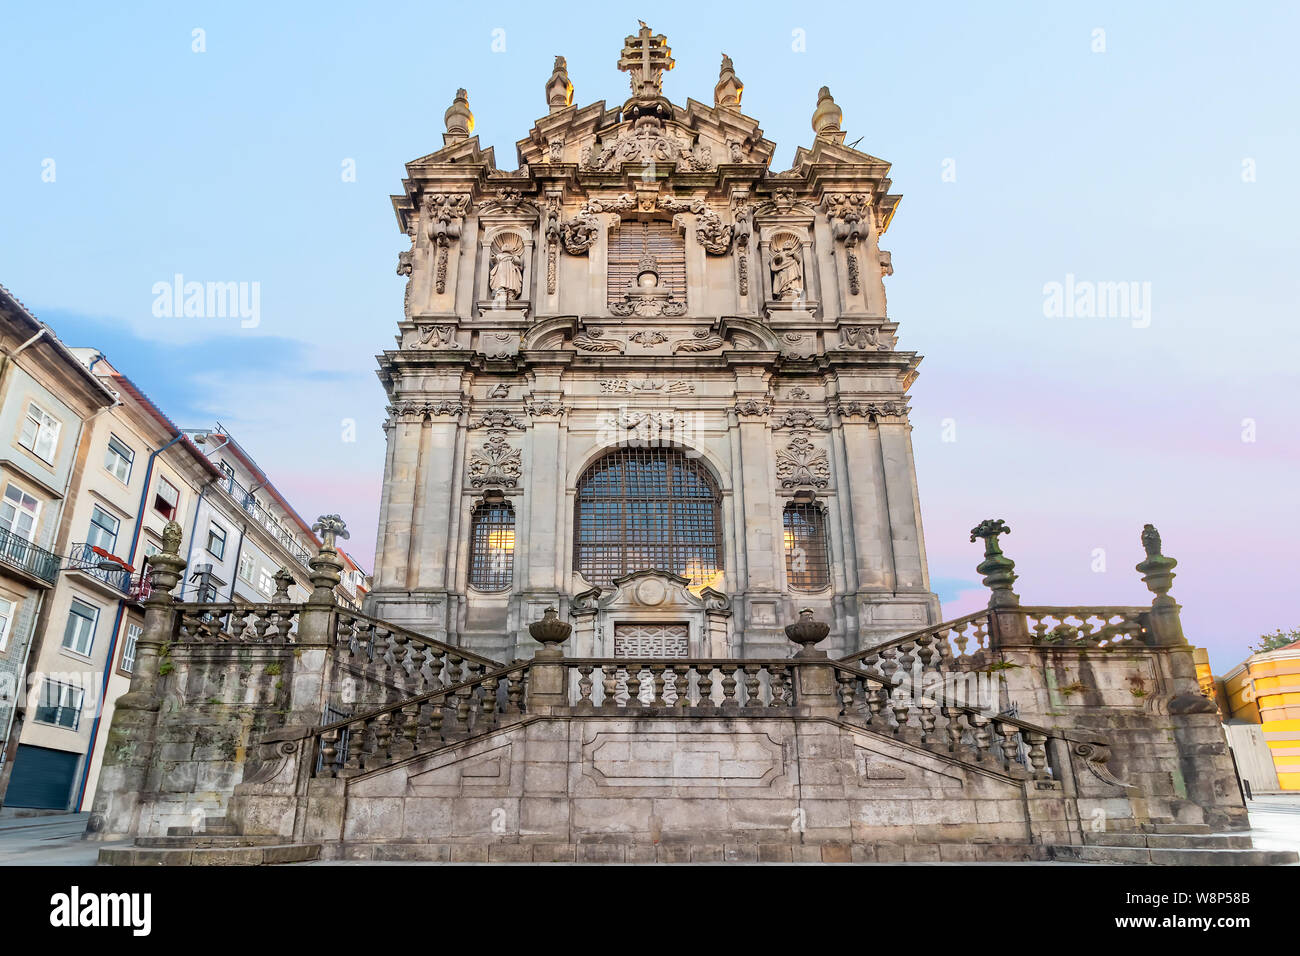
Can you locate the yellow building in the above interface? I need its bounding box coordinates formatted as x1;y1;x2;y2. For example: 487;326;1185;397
1221;640;1300;790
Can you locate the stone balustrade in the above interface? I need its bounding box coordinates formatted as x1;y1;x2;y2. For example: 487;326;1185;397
314;661;531;777
562;658;800;709
1019;606;1147;648
176;602;303;643
335;610;501;694
830;661;1056;781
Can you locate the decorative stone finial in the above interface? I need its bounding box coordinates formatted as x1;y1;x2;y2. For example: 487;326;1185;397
528;606;571;659
271;567;296;603
618;21;674;101
785;607;831;658
161;519;183;555
312;514;350;551
307;515;348;604
970;519;1020;609
1136;523;1178;611
146;519;187;604
444;88;474;143
812;86;844;142
714;52;743;110
545;56;573;113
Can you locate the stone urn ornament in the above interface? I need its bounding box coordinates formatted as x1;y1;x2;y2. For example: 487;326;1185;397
528;606;572;658
785;607;830;657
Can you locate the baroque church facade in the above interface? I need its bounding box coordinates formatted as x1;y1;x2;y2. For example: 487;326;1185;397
368;24;939;662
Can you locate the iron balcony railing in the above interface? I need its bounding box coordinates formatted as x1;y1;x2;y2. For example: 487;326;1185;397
213;474;314;571
66;542;132;594
0;525;61;584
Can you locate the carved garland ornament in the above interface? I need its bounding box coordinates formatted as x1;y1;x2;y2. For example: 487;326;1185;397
836;400;910;419
582;125;713;173
672;327;725;352
599;378;695;394
659;196;733;254
573;327;625;353
468;430;522;488
776;434;830;489
822;193;872;296
423;193;471;294
839;326;891;351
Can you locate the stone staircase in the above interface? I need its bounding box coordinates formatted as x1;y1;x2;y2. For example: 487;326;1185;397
98;818;321;866
1048;830;1297;865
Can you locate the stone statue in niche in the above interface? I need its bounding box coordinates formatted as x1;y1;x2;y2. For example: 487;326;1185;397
489;233;525;301
770;234;804;300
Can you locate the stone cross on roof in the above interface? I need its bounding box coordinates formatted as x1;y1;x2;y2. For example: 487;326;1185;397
617;20;674;99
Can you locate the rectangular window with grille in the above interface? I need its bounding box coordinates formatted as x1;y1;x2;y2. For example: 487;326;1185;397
607;219;686;304
121;623;142;673
784;502;831;590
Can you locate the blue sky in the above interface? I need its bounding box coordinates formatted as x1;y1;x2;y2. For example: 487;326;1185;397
2;3;1297;668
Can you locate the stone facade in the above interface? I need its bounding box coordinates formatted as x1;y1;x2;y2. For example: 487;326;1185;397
367;26;938;662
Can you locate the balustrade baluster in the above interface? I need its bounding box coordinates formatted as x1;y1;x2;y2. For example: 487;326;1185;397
742;664;762;707
969;712;992;763
506;671;524;715
576;664;595;709
446;654;463;687
879;649;898;683
719;665;739;708
769;665;789;708
918;697;937;747
891;691;910;738
673;664;692;708
625;667;643;708
941;707;964;754
601;665;620;709
696;666;714;708
1024;731;1051;780
836;670;857;717
395;703;419;758
478;675;500;731
319;728;339;776
427;696;446;744
996;721;1027;777
649;664;667;707
373;712;394;764
343;720;369;772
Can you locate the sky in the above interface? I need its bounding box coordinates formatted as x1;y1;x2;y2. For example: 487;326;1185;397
1;2;1296;671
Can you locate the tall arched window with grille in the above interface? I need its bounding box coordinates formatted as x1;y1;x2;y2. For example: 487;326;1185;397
467;497;516;592
574;447;723;588
783;501;830;590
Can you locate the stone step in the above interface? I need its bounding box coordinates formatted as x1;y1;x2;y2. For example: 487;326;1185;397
1086;832;1254;849
137;834;288;849
167;818;238;836
1050;844;1297;865
99;843;321;866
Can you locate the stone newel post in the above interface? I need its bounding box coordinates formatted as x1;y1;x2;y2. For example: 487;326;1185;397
786;608;839;717
85;520;187;839
971;518;1029;647
525;607;570;712
1135;524;1214;714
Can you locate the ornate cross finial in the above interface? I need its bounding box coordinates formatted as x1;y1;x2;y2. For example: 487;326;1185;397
312;514;350;550
618;21;674;99
970;519;1020;609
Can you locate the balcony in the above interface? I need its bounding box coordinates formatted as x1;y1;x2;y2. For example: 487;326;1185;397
213;475;314;571
0;525;61;585
66;542;132;594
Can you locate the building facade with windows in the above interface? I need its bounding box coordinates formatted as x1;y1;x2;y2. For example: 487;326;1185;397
0;286;118;807
366;38;939;663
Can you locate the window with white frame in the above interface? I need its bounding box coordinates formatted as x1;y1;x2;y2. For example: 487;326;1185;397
0;484;41;541
34;679;85;730
121;622;142;673
238;552;256;583
62;598;98;656
206;522;227;560
104;434;135;483
257;566;276;597
152;476;179;520
87;505;120;553
18;401;61;463
0;595;15;652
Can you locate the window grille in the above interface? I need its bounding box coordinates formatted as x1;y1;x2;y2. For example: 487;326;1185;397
783;501;830;590
574;448;722;587
468;500;516;592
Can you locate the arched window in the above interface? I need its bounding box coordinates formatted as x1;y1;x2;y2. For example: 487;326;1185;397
574;448;722;588
784;501;830;590
468;498;515;592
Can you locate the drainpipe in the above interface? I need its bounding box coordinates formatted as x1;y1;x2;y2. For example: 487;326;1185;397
72;429;185;810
